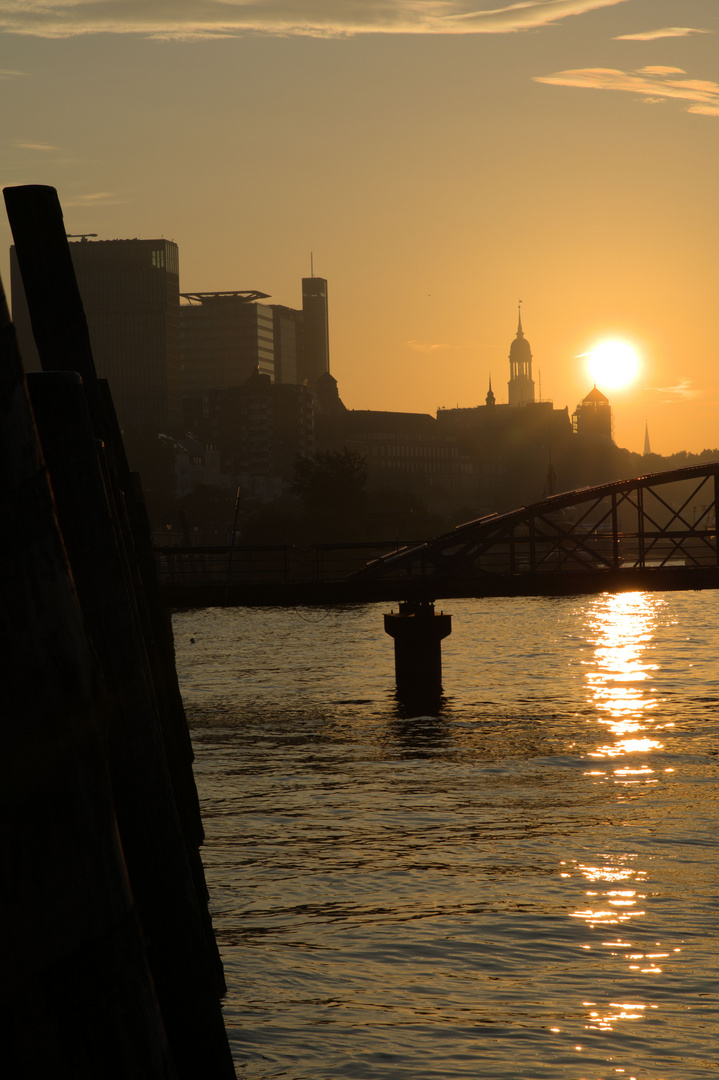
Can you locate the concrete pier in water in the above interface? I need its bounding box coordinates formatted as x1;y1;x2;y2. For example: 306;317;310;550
384;600;452;696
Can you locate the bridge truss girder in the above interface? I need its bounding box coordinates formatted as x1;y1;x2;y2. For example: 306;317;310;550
356;464;719;586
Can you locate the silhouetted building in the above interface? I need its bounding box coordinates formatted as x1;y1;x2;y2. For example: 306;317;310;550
186;371;315;501
299;276;330;385
508;308;535;406
644;422;651;456
573;385;612;440
316;408;476;495
270;304;302;385
180;291;275;397
159;433;222;499
11;237;182;432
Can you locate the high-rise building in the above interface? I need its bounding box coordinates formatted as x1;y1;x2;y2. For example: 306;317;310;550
507;308;535;406
270;304;302;385
180;291;275;397
10;236;182;433
299;276;330;385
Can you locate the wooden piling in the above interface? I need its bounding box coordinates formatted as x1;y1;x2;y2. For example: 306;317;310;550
0;279;177;1079
3;184;236;1076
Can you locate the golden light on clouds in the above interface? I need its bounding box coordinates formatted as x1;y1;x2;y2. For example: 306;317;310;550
614;27;711;41
534;65;719;117
586;339;641;391
0;0;636;39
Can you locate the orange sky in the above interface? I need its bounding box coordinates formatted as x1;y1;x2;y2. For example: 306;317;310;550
2;0;718;455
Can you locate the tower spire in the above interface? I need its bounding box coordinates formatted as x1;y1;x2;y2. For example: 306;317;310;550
643;421;651;456
508;302;534;406
485;374;496;406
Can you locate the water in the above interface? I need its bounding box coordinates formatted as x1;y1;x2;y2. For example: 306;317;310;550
173;593;718;1079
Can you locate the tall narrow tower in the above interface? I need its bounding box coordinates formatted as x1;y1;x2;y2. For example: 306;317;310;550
643;422;651;456
507;306;535;406
299;275;330;385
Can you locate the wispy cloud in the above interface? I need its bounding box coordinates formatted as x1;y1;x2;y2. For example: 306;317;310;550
0;68;27;77
615;27;711;42
406;340;453;354
15;141;58;151
0;0;635;40
61;191;124;207
647;380;700;402
534;65;719;117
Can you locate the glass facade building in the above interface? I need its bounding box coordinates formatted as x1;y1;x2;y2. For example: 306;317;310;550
11;237;182;434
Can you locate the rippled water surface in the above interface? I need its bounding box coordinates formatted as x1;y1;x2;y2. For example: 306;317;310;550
173;593;718;1079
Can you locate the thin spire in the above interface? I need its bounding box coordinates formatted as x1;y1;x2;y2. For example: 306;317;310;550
310;251;314;277
517;299;523;336
643;421;651;456
485;374;496;406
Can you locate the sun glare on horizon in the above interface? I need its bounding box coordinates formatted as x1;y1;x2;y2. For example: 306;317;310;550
585;339;641;391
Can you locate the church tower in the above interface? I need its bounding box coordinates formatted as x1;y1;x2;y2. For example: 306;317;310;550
508;306;535;406
485;376;496;406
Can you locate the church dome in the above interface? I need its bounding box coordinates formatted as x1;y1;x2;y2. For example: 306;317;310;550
509;313;532;362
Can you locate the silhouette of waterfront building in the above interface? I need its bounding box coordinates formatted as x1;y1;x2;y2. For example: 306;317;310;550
573;385;612;440
180;291;276;397
316;403;476;497
11;237;182;433
508;308;535;406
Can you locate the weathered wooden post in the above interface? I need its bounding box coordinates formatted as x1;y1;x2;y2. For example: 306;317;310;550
0;276;179;1079
4;183;236;1078
384;599;452;697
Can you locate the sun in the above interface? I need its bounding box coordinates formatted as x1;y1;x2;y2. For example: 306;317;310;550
586;339;641;391
586;339;641;390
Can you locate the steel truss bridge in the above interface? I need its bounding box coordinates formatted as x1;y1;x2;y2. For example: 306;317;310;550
158;465;719;607
352;463;719;601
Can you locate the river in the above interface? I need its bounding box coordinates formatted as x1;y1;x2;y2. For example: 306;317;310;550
173;591;717;1079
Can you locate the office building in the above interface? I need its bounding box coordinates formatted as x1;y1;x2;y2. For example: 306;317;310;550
11;237;182;433
270;304;302;384
180;291;276;397
299;276;330;385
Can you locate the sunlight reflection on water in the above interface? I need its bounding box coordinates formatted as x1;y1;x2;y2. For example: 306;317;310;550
175;592;718;1080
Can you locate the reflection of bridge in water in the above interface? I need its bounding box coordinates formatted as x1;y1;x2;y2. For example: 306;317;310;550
158;464;719;608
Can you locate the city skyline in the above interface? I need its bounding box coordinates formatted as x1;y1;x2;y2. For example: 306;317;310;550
2;0;718;455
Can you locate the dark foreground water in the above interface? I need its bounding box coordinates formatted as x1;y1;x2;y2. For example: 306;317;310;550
173;592;718;1079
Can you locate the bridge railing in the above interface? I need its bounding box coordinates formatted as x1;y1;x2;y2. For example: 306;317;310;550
154;540;423;588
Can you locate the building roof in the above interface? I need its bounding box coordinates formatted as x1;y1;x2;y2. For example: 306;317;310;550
582;384;609;404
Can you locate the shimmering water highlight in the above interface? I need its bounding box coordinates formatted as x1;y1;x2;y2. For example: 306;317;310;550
174;592;718;1079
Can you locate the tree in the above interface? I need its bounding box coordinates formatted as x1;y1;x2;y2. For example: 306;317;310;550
291;448;368;537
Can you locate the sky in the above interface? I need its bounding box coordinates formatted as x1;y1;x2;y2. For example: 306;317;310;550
1;0;718;456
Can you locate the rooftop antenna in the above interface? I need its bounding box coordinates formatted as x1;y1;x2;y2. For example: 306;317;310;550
310;251;314;277
538;367;542;401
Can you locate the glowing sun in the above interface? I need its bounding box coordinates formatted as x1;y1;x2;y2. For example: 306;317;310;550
586;339;641;391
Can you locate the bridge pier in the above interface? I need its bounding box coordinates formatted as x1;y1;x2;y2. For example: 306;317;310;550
384;600;452;697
